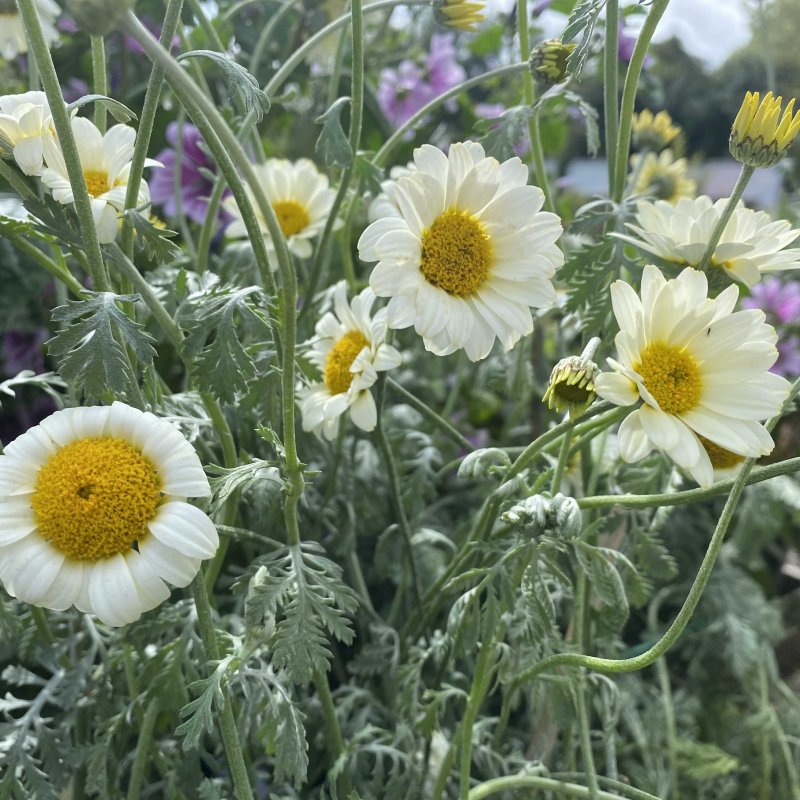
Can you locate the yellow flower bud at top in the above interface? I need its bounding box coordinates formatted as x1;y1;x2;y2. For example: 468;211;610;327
631;109;681;152
542;339;600;421
435;0;485;32
529;40;577;88
730;90;800;168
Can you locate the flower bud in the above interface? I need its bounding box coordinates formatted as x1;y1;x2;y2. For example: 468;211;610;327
501;492;583;539
435;0;485;32
542;338;600;421
730;90;800;168
529;40;576;87
631;109;681;152
67;0;137;36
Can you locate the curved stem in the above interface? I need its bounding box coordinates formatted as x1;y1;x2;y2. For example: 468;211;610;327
611;0;670;202
17;0;108;291
7;236;85;296
468;775;659;800
191;574;255;800
121;0;184;259
578;456;800;509
372;62;529;168
249;0;302;77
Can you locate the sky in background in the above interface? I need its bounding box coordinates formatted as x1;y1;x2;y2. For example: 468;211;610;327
532;0;752;69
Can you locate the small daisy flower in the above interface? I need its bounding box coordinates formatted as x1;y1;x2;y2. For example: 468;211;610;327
223;158;336;260
631;109;681;152
40;116;158;244
358;141;564;362
595;265;790;488
0;91;53;176
0;402;218;626
630;149;695;204
0;0;60;61
298;282;401;440
616;195;800;287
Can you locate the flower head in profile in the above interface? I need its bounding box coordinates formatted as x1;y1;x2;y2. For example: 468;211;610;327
543;339;600;421
615;195;800;287
730;90;800;168
630;150;695;204
0;402;218;626
595;265;789;487
358;142;564;361
223;158;336;259
149;122;223;225
298;283;402;440
41;117;158;244
435;0;485;32
0;91;54;176
0;0;60;61
631;109;681;152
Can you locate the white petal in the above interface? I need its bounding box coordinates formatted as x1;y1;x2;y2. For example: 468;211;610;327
87;554;142;626
617;410;653;463
349;391;377;431
147;501;219;560
138;536;201;588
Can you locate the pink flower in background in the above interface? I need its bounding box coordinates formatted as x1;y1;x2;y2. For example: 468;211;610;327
149;122;226;225
743;277;800;377
474;102;530;157
618;21;653;67
426;33;465;102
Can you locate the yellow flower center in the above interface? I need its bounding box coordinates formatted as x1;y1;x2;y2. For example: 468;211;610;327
324;330;369;395
420;209;492;297
83;169;109;198
698;435;745;470
30;437;162;561
634;342;702;415
272;200;309;237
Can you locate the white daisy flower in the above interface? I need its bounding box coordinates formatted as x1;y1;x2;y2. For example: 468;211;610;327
358;141;564;362
0;0;60;61
298;282;402;439
367;163;415;223
40;116;157;244
0;91;54;176
223;158;337;259
0;402;218;626
616;195;800;287
595;265;790;488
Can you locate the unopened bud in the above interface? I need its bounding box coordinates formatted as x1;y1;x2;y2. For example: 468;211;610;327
542;338;600;421
730;90;800;168
529;40;576;88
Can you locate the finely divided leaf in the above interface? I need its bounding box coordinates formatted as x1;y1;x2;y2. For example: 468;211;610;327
563;0;606;80
176;656;233;752
119;209;180;262
48;292;156;402
178;50;270;121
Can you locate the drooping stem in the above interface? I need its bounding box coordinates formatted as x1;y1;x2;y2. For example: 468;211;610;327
17;0;108;292
468;775;660;800
127;698;159;800
612;0;671;202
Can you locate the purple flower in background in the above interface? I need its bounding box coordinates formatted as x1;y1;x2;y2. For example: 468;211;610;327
618;21;652;67
474;102;530;157
377;60;433;127
2;329;48;376
743;277;800;377
427;33;465;100
149;123;222;225
61;77;89;104
742;276;800;326
532;0;552;14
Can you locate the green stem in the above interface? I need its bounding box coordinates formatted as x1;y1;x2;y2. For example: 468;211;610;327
551;426;573;493
611;0;670;202
604;0;619;193
529;109;554;211
8;236;85;296
313;672;353;795
121;0;185;260
386;377;474;451
31;607;56;645
191;574;255;800
695;164;755;271
578;456;800;509
459;637;495;800
468;775;659;800
186;0;227;52
249;0;302;77
0;159;35;198
373;62;528;167
17;0;108;291
196;177;228;274
550;774;665;800
575;681;599;800
127;698;159;800
90;36;107;133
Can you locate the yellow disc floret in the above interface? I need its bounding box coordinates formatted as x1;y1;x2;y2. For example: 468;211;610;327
272;200;310;237
31;437;162;561
420;209;492;297
324;330;369;395
635;342;702;415
83;169;110;198
698;435;745;470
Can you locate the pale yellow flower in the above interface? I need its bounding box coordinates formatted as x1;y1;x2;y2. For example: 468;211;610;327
630;149;695;204
730;90;800;168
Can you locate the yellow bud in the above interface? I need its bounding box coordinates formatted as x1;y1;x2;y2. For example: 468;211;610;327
730;90;800;168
